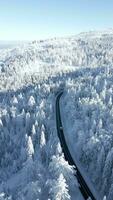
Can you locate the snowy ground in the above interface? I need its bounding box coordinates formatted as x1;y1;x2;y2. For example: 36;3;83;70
0;30;113;199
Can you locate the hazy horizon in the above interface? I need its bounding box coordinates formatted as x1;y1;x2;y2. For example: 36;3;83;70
0;0;113;40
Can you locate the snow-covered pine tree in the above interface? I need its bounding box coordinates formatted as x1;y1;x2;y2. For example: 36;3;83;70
31;124;36;146
40;125;46;148
101;148;113;196
39;125;46;163
49;173;70;200
94;146;105;188
26;136;34;159
107;184;113;200
49;154;77;189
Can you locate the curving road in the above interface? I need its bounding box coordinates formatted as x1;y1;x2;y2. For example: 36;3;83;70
56;91;96;200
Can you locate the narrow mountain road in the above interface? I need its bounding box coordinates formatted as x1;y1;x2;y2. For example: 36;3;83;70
56;91;96;200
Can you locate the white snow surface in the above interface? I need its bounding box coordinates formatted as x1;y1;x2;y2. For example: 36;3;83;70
0;30;113;199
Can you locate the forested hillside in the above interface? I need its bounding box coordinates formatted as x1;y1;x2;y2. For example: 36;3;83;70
0;30;113;199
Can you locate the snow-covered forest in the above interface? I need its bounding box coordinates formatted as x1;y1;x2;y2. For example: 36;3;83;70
0;30;113;199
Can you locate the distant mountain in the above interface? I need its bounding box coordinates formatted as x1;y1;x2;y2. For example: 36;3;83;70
0;41;29;49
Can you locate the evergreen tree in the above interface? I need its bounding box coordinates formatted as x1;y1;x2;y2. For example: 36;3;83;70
107;184;113;200
94;146;105;188
26;136;34;158
101;148;113;195
49;173;70;200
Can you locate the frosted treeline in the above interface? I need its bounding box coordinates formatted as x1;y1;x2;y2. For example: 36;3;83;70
0;30;113;91
63;66;113;199
0;75;77;199
0;30;113;199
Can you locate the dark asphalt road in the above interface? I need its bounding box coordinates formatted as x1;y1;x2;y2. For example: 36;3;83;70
56;91;96;200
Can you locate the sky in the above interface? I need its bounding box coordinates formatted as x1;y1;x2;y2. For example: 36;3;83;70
0;0;113;40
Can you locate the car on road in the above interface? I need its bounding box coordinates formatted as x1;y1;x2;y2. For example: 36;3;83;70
60;126;63;131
